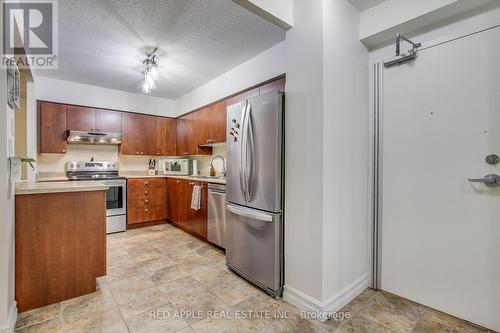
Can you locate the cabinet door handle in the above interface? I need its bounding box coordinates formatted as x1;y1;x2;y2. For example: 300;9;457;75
157;153;160;155
136;152;139;155
145;208;148;213
176;180;181;183
144;181;149;186
141;152;144;155
61;149;66;153
144;190;148;194
144;199;149;204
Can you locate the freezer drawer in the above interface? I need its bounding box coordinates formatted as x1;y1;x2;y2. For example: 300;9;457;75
225;203;283;296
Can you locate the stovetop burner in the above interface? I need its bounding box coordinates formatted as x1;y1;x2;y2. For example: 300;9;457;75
66;160;124;181
67;174;125;181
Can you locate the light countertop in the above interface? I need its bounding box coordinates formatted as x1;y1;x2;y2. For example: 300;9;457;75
36;173;226;185
120;173;226;185
16;181;109;195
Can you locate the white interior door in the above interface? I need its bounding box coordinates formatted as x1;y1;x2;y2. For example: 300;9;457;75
380;27;500;331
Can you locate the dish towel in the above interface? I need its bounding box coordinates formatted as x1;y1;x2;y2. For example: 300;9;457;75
190;185;202;211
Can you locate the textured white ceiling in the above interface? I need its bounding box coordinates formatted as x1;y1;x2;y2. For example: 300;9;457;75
349;0;386;11
35;0;285;99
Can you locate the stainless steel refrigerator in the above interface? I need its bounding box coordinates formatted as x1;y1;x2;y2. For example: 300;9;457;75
225;90;284;297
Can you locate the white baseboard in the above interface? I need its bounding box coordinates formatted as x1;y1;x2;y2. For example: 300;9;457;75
322;274;370;314
0;301;18;333
283;285;323;313
283;274;370;323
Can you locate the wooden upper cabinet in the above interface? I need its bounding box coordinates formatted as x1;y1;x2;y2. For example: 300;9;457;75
156;117;176;156
38;102;67;154
67;106;95;131
259;77;285;95
176;117;188;156
186;111;212;155
141;115;157;156
121;113;143;155
95;109;122;133
209;101;227;143
121;113;157;156
67;107;122;133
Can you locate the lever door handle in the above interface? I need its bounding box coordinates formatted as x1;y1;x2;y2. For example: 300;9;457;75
468;174;500;187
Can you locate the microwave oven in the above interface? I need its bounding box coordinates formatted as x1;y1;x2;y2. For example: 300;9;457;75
160;158;192;175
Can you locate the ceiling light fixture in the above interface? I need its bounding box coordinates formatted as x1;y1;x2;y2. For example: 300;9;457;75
142;48;159;94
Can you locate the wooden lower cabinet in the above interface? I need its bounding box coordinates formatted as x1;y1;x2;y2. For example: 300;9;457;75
167;178;208;239
127;178;167;225
15;191;107;312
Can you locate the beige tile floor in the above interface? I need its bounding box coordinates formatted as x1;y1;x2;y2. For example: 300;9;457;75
14;224;495;333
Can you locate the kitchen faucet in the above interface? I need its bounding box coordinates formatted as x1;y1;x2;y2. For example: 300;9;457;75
209;155;226;177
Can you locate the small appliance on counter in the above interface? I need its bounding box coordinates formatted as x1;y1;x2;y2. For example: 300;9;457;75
148;159;157;175
160;158;192;175
66;161;127;234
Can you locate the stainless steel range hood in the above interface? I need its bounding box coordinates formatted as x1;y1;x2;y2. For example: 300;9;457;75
66;130;122;145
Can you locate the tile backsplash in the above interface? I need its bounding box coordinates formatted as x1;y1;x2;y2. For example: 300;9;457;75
36;144;227;175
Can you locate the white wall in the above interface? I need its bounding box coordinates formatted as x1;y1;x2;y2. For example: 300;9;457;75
0;24;17;333
360;0;496;48
283;0;325;305
175;41;286;116
247;0;293;27
283;0;370;317
234;0;293;29
369;1;500;62
35;77;176;117
322;0;370;306
37;145;226;175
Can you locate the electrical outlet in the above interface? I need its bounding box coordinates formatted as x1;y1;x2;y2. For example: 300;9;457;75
9;157;21;183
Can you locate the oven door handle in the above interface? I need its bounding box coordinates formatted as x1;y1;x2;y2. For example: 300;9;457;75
102;180;127;187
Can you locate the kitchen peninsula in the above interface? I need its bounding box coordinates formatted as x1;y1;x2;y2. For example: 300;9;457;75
15;182;108;312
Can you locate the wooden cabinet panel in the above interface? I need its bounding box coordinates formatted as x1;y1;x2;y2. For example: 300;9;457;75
176;117;188;156
15;191;106;312
185;112;199;155
209;101;227;143
226;87;259;107
95;109;122;133
195;107;212;145
121;113;157;156
121;113;143;155
167;178;188;227
167;178;207;239
259;78;285;95
141;115;157;156
127;178;166;225
185;111;212;156
186;181;208;238
67;106;95;131
156;117;176;156
38;102;68;154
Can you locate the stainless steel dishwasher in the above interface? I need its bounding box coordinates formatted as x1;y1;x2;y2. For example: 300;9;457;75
208;183;226;249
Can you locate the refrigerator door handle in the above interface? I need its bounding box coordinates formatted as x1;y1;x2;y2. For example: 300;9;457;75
245;104;255;202
239;101;249;201
227;204;273;222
